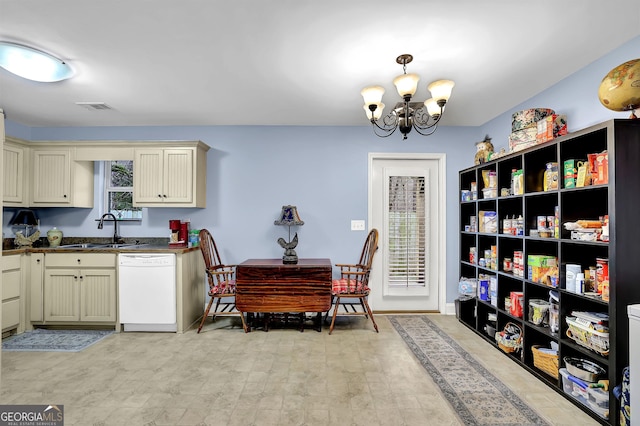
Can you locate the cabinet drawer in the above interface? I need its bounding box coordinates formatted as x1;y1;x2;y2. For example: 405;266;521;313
2;255;21;270
2;299;20;330
45;253;116;268
2;271;20;300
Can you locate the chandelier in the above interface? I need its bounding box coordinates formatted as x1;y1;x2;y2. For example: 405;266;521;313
361;54;454;140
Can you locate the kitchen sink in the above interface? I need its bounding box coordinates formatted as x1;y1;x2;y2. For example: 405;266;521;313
58;243;107;249
102;243;149;248
57;243;149;249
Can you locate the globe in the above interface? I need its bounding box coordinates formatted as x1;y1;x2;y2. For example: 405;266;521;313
598;59;640;112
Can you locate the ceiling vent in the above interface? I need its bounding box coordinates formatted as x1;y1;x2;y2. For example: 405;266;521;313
75;102;112;111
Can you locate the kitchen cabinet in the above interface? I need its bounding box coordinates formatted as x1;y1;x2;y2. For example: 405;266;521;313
3;138;28;206
133;142;208;207
30;147;94;207
43;253;116;323
28;253;44;323
2;254;24;334
457;119;640;425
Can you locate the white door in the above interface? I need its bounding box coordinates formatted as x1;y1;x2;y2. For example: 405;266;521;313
368;153;446;312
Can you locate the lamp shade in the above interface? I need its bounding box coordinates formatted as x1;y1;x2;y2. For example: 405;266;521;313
363;103;385;120
274;205;304;226
393;73;420;97
427;79;455;103
9;209;38;226
361;86;385;106
424;98;441;117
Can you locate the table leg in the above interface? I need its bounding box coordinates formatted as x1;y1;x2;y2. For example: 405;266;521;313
313;312;322;332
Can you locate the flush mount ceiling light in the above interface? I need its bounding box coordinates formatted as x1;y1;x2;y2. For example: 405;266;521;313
361;54;454;140
0;41;74;82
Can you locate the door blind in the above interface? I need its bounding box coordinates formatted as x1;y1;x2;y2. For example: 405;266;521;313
387;175;427;287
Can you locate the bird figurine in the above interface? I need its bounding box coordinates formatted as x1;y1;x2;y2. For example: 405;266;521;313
278;232;299;264
14;230;41;247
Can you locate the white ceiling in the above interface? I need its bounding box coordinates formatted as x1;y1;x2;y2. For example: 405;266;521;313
1;0;639;128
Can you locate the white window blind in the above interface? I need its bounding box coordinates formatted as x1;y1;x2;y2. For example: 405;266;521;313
387;175;427;288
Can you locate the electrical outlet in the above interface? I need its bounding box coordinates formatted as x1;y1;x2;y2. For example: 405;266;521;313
351;220;366;231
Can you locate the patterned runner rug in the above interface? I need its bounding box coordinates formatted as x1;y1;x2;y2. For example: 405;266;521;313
389;315;549;426
2;329;113;352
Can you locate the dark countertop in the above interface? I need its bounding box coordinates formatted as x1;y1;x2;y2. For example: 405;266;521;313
2;237;200;255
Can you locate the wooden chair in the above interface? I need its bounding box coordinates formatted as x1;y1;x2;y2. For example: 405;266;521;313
197;229;247;333
327;228;379;334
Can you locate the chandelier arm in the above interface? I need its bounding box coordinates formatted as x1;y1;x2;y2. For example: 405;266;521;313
370;120;399;138
412;105;444;133
412;122;440;137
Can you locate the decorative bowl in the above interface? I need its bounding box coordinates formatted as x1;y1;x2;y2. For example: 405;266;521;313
564;357;606;382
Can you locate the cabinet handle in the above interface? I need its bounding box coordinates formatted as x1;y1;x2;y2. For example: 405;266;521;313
158;194;162;198
163;194;167;198
63;194;67;198
36;259;41;264
79;275;83;280
77;259;81;263
74;275;78;280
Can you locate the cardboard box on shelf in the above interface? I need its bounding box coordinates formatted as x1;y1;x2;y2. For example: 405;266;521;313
536;114;568;144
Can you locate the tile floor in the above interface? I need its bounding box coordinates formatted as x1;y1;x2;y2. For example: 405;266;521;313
1;314;599;426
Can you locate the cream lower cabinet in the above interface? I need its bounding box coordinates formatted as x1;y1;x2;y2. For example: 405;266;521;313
2;254;24;334
43;253;116;323
133;143;208;207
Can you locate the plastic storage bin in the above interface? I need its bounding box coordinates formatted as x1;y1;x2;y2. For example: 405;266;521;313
528;299;550;326
559;368;609;420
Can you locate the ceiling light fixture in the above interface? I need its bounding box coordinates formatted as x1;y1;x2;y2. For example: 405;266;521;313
0;42;74;82
361;54;454;140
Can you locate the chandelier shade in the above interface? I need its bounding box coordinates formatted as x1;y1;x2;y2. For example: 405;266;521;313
361;54;454;140
393;73;420;98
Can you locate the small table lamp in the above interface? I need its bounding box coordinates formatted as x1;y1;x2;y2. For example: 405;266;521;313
274;205;304;264
9;209;41;247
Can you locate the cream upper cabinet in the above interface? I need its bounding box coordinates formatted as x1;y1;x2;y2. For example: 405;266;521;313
3;138;27;206
30;148;93;207
133;142;208;207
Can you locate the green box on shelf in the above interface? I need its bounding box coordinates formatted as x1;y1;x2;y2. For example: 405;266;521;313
527;255;557;267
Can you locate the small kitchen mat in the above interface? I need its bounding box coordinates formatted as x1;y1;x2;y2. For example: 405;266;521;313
2;329;113;352
389;315;550;426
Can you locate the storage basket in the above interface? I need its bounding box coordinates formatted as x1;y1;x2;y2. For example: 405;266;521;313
566;316;610;356
531;345;559;378
495;322;522;354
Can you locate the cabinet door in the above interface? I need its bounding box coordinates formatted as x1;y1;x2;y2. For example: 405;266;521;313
80;269;116;322
163;149;193;204
32;149;71;204
2;255;22;331
133;149;164;204
3;144;25;205
44;269;80;321
29;253;45;322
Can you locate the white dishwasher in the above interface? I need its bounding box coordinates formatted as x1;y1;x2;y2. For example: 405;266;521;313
118;253;176;332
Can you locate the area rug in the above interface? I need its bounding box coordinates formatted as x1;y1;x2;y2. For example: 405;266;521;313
389;315;549;426
2;329;113;352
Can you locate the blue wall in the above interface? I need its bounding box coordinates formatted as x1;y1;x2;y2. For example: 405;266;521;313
4;35;639;306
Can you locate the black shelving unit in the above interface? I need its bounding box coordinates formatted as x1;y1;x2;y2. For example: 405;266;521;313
457;119;640;425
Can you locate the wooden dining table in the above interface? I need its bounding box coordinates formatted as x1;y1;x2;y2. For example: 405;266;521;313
235;258;332;332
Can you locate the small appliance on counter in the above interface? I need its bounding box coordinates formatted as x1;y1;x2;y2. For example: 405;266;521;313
168;219;190;248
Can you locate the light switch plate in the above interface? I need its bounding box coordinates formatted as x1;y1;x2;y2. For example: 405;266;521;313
351;220;365;231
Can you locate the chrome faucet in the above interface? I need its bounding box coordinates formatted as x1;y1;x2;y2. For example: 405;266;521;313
98;213;123;244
